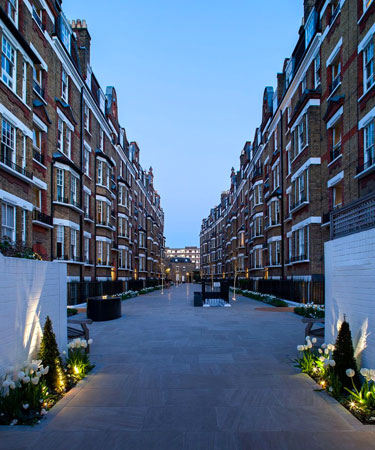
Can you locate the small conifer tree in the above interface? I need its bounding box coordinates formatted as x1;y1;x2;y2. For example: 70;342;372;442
332;319;360;390
38;316;66;393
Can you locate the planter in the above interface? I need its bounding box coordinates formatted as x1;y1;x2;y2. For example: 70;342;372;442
87;296;122;321
194;292;203;307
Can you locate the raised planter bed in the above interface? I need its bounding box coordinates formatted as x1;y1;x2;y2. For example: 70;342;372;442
87;295;122;321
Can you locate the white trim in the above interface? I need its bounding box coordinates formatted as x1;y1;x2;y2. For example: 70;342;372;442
96;236;112;243
83;185;91;195
327;106;344;129
290;99;320;132
96;195;111;205
53;218;80;230
271;158;280;170
118;245;128;250
358;23;375;53
286;186;292;194
67;276;80;282
29;43;48;72
33;114;48;132
267;236;282;243
54;161;80;179
253;244;263;250
327;170;344;188
253;212;263;219
0;189;33;211
292;216;321;232
291;158;321;182
326;37;343;67
358;106;375;129
253;180;263;188
83;231;92;238
32;176;47;190
287;231;293;238
56;107;74;131
84;140;92;152
0;104;33;138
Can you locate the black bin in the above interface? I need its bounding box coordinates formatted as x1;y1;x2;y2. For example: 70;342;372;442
87;296;122;321
194;292;203;307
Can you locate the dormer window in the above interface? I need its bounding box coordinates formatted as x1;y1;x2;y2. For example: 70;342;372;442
8;0;18;26
59;14;71;53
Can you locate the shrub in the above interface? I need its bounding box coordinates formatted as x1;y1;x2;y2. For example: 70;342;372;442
0;237;41;260
38;316;66;393
233;289;288;307
294;304;325;319
333;320;360;391
120;290;138;300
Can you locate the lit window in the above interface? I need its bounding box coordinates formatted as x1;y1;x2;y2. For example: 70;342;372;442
33;187;41;210
364;42;374;92
33;128;42;150
1;37;16;90
333;183;343;209
61;69;69;102
1;202;15;241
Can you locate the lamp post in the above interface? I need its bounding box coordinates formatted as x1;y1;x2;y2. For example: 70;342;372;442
232;260;238;301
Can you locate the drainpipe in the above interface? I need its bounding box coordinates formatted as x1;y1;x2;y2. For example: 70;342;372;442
79;87;84;282
280;110;285;280
50;160;54;262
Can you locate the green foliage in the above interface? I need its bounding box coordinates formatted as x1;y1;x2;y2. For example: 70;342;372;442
332;320;360;391
38;316;66;393
120;290;138;300
234;289;288;307
67;308;78;317
294;306;325;319
0;237;41;260
294;349;318;373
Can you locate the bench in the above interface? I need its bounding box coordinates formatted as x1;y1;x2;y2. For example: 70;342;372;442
67;318;92;353
302;317;325;339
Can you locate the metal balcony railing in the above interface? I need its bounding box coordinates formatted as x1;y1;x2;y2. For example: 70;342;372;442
330;143;341;161
356;150;374;175
33;209;53;226
330;73;341;93
33;80;44;98
1;145;32;179
33;148;44;165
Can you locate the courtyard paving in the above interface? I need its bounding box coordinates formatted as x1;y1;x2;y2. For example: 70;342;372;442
2;285;375;449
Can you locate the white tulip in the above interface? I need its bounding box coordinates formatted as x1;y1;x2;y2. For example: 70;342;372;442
324;349;329;355
321;343;327;349
305;336;311;341
297;345;304;352
22;404;29;410
31;377;39;385
2;379;11;388
329;360;336;367
319;356;325;362
88;339;93;345
81;341;87;349
318;349;323;354
346;369;355;378
40;408;47;415
17;371;25;380
36;371;41;378
9;382;15;390
22;376;30;384
312;338;317;344
307;341;313;349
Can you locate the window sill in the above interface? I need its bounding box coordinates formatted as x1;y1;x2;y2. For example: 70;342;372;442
358;83;375;103
0;161;33;184
96;224;113;231
32;219;54;229
84;216;94;223
327;81;342;101
291;144;309;165
290;201;309;214
33;87;47;105
53;201;83;214
32;157;47;170
54;259;85;265
354;163;375;179
0;78;31;111
327;154;342;167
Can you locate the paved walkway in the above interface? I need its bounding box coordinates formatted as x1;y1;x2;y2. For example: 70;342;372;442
2;285;375;449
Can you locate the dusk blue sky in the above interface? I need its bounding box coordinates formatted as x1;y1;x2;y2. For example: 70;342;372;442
64;0;303;248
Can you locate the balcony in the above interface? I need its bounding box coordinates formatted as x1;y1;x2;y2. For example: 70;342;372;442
356;152;375;178
32;209;53;228
55;196;82;212
1;145;33;180
33;148;44;165
330;74;341;94
330;143;341;162
33;80;45;99
290;194;308;213
252;167;262;180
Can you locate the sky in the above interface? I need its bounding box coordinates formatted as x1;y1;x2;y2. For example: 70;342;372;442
63;0;303;248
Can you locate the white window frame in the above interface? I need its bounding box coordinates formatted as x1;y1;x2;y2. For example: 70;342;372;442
314;53;320;88
1;118;16;164
70;228;77;259
364;120;374;167
61;68;69;102
1;202;16;241
8;0;18;26
1;36;16;91
22;61;27;102
56;225;64;258
84;147;90;176
84;236;89;262
97;160;103;185
57;118;64;153
56;168;65;201
364;41;374;93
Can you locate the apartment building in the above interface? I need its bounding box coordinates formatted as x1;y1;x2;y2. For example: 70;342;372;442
201;0;375;282
0;1;165;283
165;246;200;269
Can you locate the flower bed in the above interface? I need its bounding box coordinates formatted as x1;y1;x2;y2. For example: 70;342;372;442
117;286;162;300
294;302;324;319
295;320;375;424
0;318;94;426
231;288;288;307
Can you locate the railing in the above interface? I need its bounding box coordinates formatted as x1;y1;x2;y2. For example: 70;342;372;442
97;219;110;226
33;148;44;165
84;211;93;221
70;197;81;209
330;143;341;161
33;80;44;98
67;280;127;305
55;196;81;209
291;194;307;211
1;146;33;179
55;255;82;262
356;152;374;175
289;254;308;263
33;209;53;226
331;192;375;240
330;73;341;93
252;167;262;179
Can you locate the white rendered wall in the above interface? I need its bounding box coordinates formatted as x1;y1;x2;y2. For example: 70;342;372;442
0;255;67;373
325;228;375;369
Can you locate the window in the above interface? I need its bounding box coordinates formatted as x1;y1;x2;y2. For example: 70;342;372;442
21;135;26;169
22;61;27;102
56;225;64;258
297;115;307;153
84;237;89;263
119;249;124;268
272;164;280;190
84;192;90;217
2;37;16;90
84;104;90;132
1;119;16;164
97;161;103;186
61;69;69;102
314;54;320;87
60;16;71;52
364;41;374;92
33;187;41;210
275;241;281;265
331;121;342;160
106;165;110;188
331;58;341;92
66;129;71;158
33;128;42;151
8;0;17;25
97;200;103;224
70;229;77;260
97;241;103;264
57;119;64;153
106;244;110;266
1;202;15;241
100;129;104;151
331;0;340;22
364;0;374;11
56;168;64;201
333;183;343;209
84;147;90;176
364;120;374;167
21;209;26;243
70;175;78;206
287;149;291;174
33;66;42;89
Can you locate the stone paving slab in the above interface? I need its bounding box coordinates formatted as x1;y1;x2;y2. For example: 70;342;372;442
1;285;375;449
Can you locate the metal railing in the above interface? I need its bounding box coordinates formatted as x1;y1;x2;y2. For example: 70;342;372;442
1;145;33;179
330;73;341;93
330;143;341;161
33;148;44;165
33;80;44;98
330;192;375;240
33;209;53;226
67;280;126;305
356;151;374;175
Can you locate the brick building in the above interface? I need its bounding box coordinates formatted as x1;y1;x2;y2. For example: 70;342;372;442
167;257;196;283
200;0;375;283
0;1;165;284
165;246;200;269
